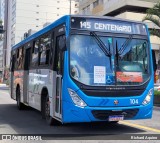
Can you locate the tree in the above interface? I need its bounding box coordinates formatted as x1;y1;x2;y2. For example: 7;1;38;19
142;2;160;38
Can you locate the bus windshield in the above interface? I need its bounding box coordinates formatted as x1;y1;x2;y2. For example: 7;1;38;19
70;34;150;86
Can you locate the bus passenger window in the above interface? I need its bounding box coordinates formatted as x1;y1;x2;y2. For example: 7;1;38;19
39;34;51;65
17;48;24;69
11;55;16;72
15;49;19;70
32;40;39;66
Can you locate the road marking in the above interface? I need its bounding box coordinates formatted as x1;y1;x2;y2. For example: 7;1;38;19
120;121;160;133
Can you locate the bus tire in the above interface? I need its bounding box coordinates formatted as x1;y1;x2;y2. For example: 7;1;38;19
43;95;60;126
16;88;23;110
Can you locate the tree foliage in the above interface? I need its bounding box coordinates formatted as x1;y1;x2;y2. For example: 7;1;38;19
143;2;160;38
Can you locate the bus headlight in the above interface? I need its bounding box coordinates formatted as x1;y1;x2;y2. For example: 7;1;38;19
142;88;153;105
68;88;87;107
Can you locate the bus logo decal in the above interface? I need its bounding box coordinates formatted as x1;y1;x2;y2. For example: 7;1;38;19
114;100;119;105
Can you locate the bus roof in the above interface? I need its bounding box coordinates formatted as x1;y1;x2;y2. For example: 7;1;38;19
12;15;146;50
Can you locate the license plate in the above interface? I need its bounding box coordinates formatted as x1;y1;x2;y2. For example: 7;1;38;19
109;115;124;121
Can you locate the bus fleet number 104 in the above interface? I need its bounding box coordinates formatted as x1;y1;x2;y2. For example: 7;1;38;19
130;99;139;105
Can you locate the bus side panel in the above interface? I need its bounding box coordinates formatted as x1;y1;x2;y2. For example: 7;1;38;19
50;70;57;118
23;70;29;104
28;69;53;111
10;71;16;100
13;70;24;102
38;69;54;113
28;69;39;110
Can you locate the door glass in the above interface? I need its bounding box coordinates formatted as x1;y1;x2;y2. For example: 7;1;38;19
55;35;65;75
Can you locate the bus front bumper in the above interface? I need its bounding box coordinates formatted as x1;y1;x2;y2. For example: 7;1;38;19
62;101;153;123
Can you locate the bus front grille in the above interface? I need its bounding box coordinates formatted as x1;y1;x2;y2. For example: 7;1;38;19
92;109;139;120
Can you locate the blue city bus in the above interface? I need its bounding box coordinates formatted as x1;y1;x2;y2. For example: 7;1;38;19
10;15;156;125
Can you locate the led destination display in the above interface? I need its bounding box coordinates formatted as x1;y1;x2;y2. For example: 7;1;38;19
71;17;147;35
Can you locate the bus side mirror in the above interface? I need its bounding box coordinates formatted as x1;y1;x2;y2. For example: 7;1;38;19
59;35;66;51
152;50;157;72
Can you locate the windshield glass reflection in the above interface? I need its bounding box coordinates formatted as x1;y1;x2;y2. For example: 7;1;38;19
70;34;150;86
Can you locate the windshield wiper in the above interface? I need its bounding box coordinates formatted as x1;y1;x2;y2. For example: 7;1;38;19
118;35;133;55
90;31;111;57
116;40;119;69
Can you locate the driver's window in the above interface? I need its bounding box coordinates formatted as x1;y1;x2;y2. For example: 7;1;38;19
54;35;64;75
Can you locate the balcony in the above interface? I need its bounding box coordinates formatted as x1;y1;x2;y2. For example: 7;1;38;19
102;0;158;16
79;0;159;16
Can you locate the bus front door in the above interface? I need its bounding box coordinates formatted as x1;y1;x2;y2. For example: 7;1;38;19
55;74;62;118
23;48;31;104
54;34;65;119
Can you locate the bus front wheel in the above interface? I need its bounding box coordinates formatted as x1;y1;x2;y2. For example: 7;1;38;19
42;95;60;126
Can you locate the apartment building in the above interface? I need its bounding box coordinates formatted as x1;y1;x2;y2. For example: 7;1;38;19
1;0;79;71
79;0;160;62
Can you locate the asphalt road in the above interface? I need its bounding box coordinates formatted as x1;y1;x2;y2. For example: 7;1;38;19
0;89;160;142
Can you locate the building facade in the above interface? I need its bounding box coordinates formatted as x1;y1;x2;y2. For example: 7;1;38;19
79;0;160;61
0;0;5;78
1;0;79;74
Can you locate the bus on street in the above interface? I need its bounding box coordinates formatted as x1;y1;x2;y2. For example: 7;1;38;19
10;15;156;125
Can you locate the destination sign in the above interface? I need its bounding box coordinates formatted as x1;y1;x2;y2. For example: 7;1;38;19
79;21;132;33
71;17;147;35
